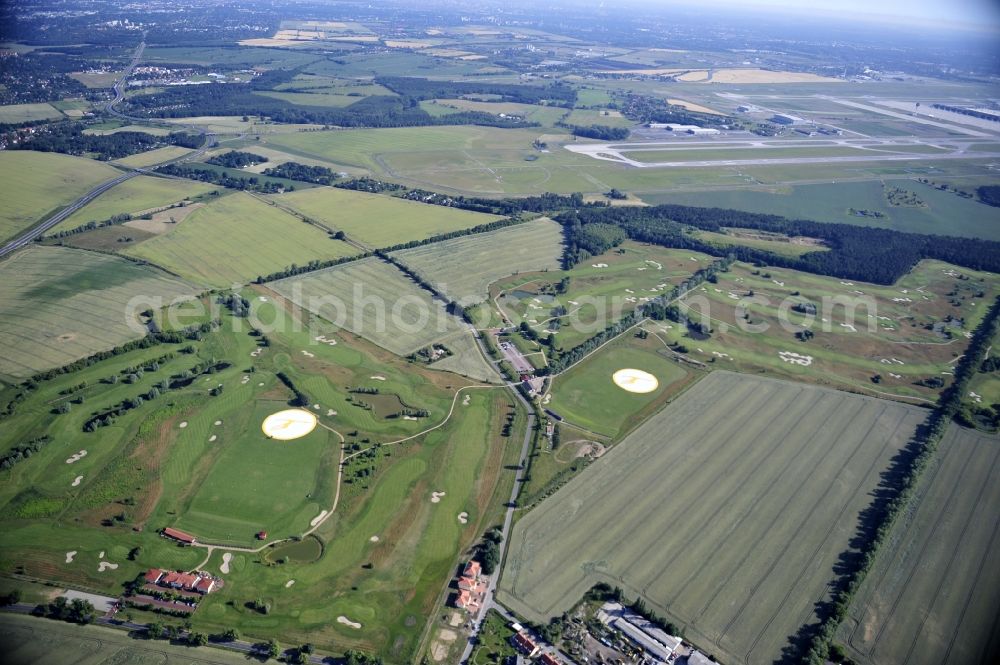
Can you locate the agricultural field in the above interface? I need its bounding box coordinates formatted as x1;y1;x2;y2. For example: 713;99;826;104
0;151;121;242
390;218;564;304
268;257;464;356
82;123;172;136
655;259;1000;403
273;186;501;248
0;102;63;123
545;333;695;438
498;371;926;665
475;242;716;351
48;175;218;234
0;245;200;379
643;180;1000;241
113;146;194;168
0;614;253;665
125;192;358;287
837;425;1000;665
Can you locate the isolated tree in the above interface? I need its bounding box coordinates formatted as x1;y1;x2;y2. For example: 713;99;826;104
189;632;208;647
147;621;164;639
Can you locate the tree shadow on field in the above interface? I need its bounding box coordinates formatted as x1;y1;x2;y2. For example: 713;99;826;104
774;420;930;664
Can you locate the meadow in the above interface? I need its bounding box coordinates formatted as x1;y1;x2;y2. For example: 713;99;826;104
474;242;716;351
642;179;1000;241
0;245;200;379
125;192;358;287
390;218;564;304
656;259;1000;404
0;151;120;242
0;102;64;123
273;186;501;248
837;425;1000;665
113;146;194;168
498;371;926;665
268;257;464;356
48;175;218;234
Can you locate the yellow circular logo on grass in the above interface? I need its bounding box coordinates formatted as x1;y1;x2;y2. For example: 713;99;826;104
262;409;318;440
612;368;659;394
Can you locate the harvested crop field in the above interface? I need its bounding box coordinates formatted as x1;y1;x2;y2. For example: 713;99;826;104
498;371;926;665
0;151;120;242
0;245;200;379
390;218;564;304
269;257;463;356
125;192;358;287
273;187;501;248
837;425;1000;665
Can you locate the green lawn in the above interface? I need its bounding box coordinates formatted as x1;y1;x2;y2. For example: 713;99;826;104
0;151;121;242
0;102;62;124
273;186;501;248
126;192;358;287
547;335;690;437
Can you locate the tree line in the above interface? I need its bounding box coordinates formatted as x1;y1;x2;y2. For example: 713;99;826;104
156;163;291;193
8;122;200;160
375;76;577;106
206;150;268;168
262;161;341;185
557;204;1000;284
561;123;630;140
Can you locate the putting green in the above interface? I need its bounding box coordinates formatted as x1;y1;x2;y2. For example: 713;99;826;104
262;408;318;440
612;368;659;394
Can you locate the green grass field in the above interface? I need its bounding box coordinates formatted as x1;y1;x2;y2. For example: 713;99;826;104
499;371;926;665
474;242;715;351
0;151;121;242
125;192;358;287
642;180;1000;241
268;257;464;356
422;98;569;126
656;259;1000;403
113;146;194;168
48;175;218;234
837;425;1000;665
390;218;564;304
546;334;692;437
430;330;502;383
0;245;200;379
273;186;501;248
0;102;63;123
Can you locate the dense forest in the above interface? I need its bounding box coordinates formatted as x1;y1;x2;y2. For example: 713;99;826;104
0;51;91;104
557;204;1000;284
262;162;341;185
8;123;200;160
375;76;577;106
205;150;268;168
562;123;630;140
120;84;538;129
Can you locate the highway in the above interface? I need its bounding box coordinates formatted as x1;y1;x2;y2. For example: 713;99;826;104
0;34;216;259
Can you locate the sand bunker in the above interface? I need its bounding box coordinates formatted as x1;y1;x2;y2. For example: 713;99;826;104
430;491;446;503
65;450;87;464
214;420;222;426
98;561;118;572
220;552;233;574
179;422;188;429
71;475;83;487
462;395;471;406
457;512;469;524
301;350;315;358
338;615;362;629
779;351;814;366
314;334;337;346
310;510;328;527
369;535;380;543
262;408;318;440
285;580;295;588
209;435;217;442
612;368;659;394
65;551;76;564
370;375;386;381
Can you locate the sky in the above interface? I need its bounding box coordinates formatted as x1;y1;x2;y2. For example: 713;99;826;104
695;0;1000;31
